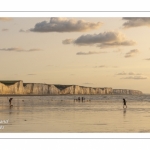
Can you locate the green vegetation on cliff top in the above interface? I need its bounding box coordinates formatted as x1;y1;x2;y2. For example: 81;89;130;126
0;80;21;85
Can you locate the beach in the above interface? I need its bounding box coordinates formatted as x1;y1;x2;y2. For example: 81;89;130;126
0;94;150;132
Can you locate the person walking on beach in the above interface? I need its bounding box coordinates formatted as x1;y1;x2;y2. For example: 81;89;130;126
123;98;127;108
78;97;80;102
82;97;84;102
9;98;13;106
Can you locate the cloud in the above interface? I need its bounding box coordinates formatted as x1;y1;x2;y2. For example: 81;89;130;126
0;17;12;21
144;58;150;60
19;29;30;33
94;65;108;68
122;17;150;28
1;28;9;31
97;41;135;48
62;39;74;44
117;71;127;75
0;47;42;52
121;75;148;79
94;65;118;68
128;72;141;75
83;83;94;85
76;51;106;55
28;49;42;52
117;71;141;75
66;31;135;48
125;49;139;58
30;17;103;32
19;29;25;32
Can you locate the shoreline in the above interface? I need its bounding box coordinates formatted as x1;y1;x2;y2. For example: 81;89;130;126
0;93;146;97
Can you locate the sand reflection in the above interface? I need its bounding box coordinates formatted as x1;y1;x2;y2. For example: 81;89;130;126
0;95;150;132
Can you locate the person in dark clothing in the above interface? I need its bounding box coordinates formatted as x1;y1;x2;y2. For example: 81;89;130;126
82;97;84;102
123;98;127;108
78;97;80;102
9;98;13;106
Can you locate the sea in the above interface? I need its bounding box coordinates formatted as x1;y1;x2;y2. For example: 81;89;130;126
0;94;150;133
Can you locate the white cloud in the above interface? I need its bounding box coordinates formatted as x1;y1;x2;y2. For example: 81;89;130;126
30;17;103;32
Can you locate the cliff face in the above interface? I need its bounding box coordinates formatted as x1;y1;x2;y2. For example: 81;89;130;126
0;80;142;95
0;80;24;94
113;89;142;95
23;84;60;95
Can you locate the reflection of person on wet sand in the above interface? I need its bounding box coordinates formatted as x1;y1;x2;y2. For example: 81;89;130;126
9;98;13;107
123;98;127;108
123;108;126;116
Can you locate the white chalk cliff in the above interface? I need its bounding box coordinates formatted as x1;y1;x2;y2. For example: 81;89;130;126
0;80;142;95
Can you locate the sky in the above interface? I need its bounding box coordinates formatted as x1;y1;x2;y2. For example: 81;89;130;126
0;17;150;93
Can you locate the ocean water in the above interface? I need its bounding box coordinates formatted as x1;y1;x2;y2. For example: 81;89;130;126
0;94;150;133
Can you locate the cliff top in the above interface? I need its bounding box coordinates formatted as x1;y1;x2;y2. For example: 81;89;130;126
0;80;22;85
54;85;72;90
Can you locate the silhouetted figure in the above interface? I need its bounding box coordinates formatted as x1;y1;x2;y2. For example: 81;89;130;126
78;97;80;102
123;98;127;108
82;97;84;102
9;98;13;107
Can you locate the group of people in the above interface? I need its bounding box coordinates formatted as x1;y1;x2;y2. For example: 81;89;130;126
74;97;88;102
74;97;127;108
7;97;127;108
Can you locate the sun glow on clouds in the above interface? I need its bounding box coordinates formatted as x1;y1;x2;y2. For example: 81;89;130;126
1;17;150;93
30;17;103;32
63;31;136;48
122;17;150;28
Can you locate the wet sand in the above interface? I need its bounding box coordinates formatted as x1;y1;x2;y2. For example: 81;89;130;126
0;95;150;132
